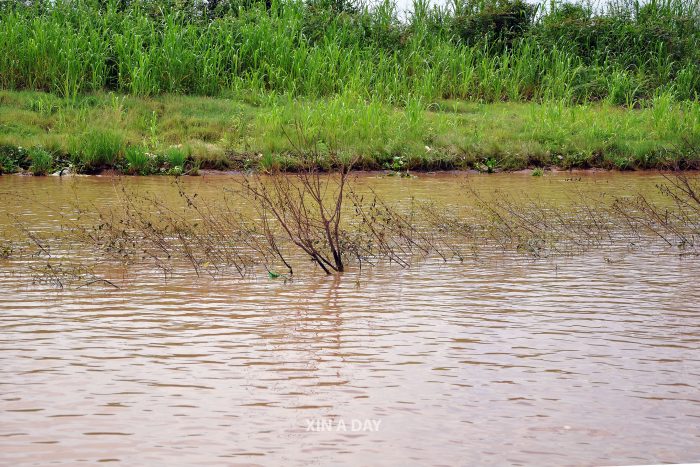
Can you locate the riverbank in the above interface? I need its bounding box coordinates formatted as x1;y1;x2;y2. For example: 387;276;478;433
1;90;699;175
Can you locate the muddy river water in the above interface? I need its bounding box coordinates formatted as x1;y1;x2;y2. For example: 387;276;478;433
1;172;699;466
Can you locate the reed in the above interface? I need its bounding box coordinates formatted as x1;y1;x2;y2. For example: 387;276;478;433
0;0;697;104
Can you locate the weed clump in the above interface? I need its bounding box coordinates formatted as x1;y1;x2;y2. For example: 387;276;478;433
124;146;152;175
72;130;124;173
0;145;29;174
28;147;53;176
165;146;189;175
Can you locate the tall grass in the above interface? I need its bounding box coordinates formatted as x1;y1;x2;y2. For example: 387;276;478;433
0;0;698;104
28;147;53;175
71;129;124;172
165;146;188;173
125;145;152;175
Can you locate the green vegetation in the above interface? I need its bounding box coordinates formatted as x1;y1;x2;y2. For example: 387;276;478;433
165;146;189;174
71;129;124;172
1;0;698;102
0;90;698;173
0;0;698;173
28;147;53;175
0;145;27;174
124;145;152;175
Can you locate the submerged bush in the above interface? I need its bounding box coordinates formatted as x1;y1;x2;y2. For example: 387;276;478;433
23;169;698;286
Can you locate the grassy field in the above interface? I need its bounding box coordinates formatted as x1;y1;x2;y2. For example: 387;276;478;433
0;0;698;174
1;90;699;174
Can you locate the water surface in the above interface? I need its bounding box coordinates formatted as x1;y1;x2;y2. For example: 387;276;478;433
1;172;699;466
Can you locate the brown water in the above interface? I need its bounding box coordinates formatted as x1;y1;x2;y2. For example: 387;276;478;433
1;173;699;466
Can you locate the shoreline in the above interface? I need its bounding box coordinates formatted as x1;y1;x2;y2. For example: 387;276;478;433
2;167;699;178
2;90;699;176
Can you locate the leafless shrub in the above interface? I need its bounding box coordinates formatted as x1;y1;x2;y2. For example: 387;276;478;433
28;261;118;289
66;182;259;278
235;155;450;274
48;157;445;278
612;174;699;253
236;156;351;274
413;185;624;259
5;171;700;289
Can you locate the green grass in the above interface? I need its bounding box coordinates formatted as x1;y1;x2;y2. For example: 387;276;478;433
0;90;698;173
125;145;152;175
165;146;187;169
71;129;124;172
28;147;53;175
0;145;25;174
164;146;191;175
0;0;698;104
0;0;697;174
